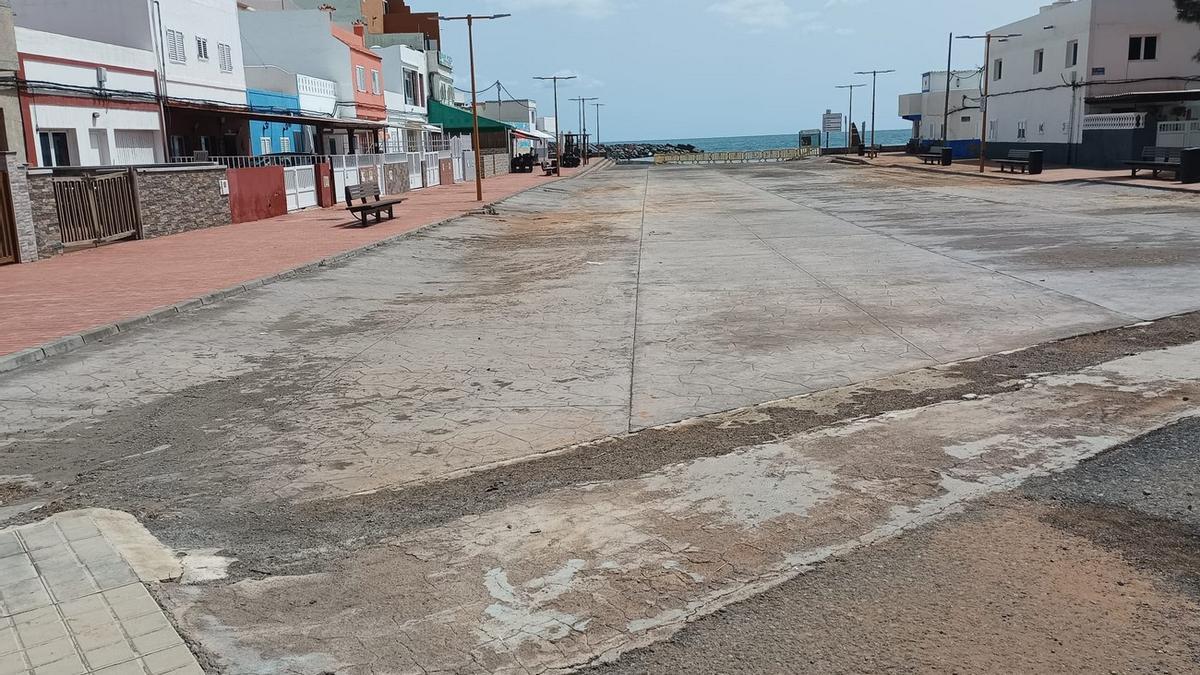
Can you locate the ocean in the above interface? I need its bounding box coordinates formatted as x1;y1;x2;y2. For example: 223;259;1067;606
615;131;912;152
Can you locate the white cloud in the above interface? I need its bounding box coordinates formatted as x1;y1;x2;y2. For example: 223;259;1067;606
489;0;618;18
707;0;818;32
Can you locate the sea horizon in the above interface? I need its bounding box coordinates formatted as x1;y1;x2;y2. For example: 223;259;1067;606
608;130;912;152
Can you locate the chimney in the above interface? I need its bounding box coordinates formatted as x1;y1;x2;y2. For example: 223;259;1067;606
354;23;365;37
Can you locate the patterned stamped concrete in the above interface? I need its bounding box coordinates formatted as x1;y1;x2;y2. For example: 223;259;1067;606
0;515;201;675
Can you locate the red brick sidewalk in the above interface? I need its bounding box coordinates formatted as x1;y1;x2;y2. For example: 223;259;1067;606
0;165;594;358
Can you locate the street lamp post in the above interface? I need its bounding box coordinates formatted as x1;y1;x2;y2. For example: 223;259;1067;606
958;32;1021;172
534;74;576;174
570;96;598;164
440;13;511;201
853;69;895;148
835;84;866;151
593;102;605;150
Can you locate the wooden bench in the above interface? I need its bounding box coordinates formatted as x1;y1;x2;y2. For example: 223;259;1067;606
919;146;946;165
542;159;559;176
996;149;1033;173
344;183;406;227
1125;147;1183;179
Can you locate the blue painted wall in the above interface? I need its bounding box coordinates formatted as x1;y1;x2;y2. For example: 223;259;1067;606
247;89;303;156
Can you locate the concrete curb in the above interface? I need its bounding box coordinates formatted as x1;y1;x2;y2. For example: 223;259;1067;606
864;158;1199;193
0;161;614;376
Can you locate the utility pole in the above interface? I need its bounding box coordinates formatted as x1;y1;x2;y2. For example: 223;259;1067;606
835;83;865;151
853;69;895;148
958;32;1021;173
570;96;598;164
534;74;576;174
439;13;510;201
942;34;954;145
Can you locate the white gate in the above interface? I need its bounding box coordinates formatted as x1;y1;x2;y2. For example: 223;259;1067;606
423;151;440;187
450;136;467;182
283;165;318;212
406;151;423;188
328;154;385;202
1157;121;1200;148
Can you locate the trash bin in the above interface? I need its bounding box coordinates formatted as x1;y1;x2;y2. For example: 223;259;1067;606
1181;147;1200;185
857;144;866;157
1027;150;1044;175
940;147;953;166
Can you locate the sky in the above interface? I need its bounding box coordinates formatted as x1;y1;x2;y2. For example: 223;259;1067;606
429;0;1055;141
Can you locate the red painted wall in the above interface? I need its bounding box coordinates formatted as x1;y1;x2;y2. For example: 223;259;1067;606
316;162;334;206
227;166;286;224
332;25;387;121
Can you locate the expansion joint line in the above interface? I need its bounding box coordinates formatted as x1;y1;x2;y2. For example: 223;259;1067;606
627;169;650;433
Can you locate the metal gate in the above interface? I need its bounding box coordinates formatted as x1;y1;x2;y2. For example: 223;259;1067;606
52;171;140;249
283;165;318;212
406;151;423;188
0;169;18;265
423;151;440;187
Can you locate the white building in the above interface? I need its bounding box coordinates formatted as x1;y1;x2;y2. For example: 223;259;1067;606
984;0;1200;166
14;26;164;166
374;43;435;155
898;69;984;158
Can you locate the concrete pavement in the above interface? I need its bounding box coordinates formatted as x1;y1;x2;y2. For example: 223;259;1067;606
3;160;1200;672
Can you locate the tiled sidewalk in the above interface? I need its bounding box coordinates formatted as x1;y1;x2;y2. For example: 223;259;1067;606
0;165;592;358
863;153;1200;191
0;515;200;675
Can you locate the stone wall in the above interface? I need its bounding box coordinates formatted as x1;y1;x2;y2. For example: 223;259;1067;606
3;151;37;262
26;171;61;259
24;165;232;257
480;152;511;179
134;166;230;239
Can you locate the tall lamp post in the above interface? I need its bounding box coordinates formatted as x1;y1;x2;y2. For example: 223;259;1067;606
958;32;1021;172
570;96;598;164
534;74;575;174
592;102;606;151
853;69;895;149
835;83;866;150
440;13;510;201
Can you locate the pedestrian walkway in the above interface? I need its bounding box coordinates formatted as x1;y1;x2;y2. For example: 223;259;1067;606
861;153;1200;192
1;513;201;675
0;165;593;359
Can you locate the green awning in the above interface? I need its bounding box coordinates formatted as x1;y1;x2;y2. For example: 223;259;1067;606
427;99;513;133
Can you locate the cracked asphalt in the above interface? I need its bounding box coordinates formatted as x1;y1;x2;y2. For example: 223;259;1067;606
3;160;1200;673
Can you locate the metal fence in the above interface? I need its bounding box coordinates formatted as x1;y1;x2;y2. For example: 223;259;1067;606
170;154;326;169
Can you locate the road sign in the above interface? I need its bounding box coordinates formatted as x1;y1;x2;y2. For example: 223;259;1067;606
822;113;843;134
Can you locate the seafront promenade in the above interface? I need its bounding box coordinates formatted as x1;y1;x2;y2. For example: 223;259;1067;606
4;158;1200;673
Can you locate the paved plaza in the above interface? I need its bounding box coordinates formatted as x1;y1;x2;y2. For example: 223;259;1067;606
2;160;1200;672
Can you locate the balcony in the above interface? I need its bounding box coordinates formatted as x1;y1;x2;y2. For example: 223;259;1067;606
898;93;923;119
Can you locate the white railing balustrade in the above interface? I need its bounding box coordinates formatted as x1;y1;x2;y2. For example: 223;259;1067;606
1082;113;1146;131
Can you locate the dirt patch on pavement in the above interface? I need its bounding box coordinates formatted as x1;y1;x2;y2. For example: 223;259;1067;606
587;496;1200;674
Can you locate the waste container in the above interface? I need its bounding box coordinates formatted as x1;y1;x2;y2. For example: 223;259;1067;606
1181;147;1200;184
857;144;866;156
940;147;953;166
1027;150;1044;175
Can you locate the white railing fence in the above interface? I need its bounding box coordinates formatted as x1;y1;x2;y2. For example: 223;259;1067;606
170;154;326;169
1081;113;1146;131
654;148;814;164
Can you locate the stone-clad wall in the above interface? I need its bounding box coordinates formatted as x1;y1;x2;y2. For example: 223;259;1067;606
3;152;38;262
135;166;231;239
25;172;61;259
480;152;511;179
24;165;232;258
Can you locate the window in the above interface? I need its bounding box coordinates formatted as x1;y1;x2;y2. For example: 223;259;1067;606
1129;35;1158;61
1066;40;1079;68
279;135;292;152
38;130;72;167
988;120;998;140
1017;120;1027;140
260;137;272;154
961;115;972;123
403;69;417;105
371;70;381;95
217;43;233;73
418;73;425;106
1034;49;1044;74
1038;122;1046;136
166;29;186;63
196;37;209;61
993;58;1003;81
355;66;366;92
